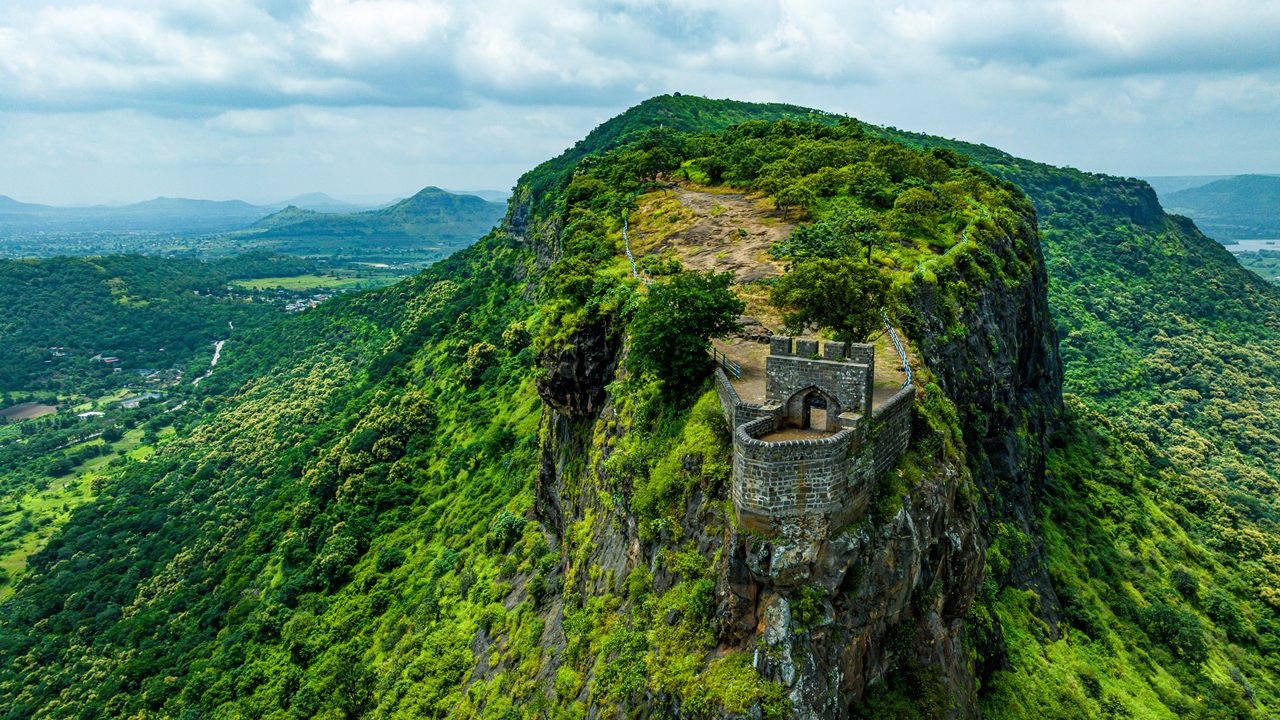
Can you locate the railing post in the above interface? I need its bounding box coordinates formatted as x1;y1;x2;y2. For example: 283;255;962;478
881;308;912;388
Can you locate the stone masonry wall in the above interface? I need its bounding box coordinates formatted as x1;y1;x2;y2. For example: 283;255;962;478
715;368;777;429
846;343;874;368
714;368;740;427
733;417;858;534
720;336;914;536
766;355;871;419
870;385;915;480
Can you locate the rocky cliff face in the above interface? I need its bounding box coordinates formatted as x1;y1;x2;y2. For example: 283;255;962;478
904;210;1064;633
511;179;1062;718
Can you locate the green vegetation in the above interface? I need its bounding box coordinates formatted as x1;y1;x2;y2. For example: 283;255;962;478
0;252;311;393
0;94;1277;719
875;107;1280;718
627;270;744;397
1163;174;1280;241
0;233;542;718
1235;248;1280;283
234;187;505;265
231;269;403;292
981;400;1278;718
771;258;891;341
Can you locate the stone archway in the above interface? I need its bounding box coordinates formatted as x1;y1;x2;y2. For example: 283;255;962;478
785;386;841;431
803;393;828;430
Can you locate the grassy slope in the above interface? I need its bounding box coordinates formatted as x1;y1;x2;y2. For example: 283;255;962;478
0;96;1277;719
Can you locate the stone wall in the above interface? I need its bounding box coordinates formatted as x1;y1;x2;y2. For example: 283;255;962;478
714;368;777;428
719;335;914;536
714;368;740;427
846;342;874;368
870;385;915;480
765;355;871;419
732;417;859;534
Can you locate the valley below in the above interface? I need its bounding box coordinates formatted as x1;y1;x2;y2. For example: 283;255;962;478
0;95;1276;720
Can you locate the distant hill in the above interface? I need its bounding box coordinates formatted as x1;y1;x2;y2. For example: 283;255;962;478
0;195;53;214
266;192;376;213
0;187;499;261
1141;175;1232;195
445;188;510;203
0;196;272;234
1163;174;1280;241
236;186;506;262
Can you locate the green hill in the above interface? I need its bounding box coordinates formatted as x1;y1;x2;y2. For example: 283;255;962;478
1163;174;1280;241
237;186;506;264
0;95;1277;720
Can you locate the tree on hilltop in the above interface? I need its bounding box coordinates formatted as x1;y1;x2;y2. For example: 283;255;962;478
770;258;890;343
628;270;744;397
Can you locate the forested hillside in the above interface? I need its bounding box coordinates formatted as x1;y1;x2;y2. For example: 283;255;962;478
0;96;1276;720
874;124;1280;714
1163;175;1280;241
0;253;313;393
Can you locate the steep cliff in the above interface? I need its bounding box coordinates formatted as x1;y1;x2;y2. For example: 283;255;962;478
511;105;1064;718
5;96;1277;720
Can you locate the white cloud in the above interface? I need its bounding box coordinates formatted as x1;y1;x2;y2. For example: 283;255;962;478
1195;75;1280;112
1;0;1279;203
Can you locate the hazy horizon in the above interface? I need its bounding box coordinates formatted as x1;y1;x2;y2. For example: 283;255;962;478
0;188;504;208
3;1;1280;205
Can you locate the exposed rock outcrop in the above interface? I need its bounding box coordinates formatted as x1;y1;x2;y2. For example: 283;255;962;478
535;319;621;419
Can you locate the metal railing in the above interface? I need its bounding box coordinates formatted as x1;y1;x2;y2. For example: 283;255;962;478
710;347;742;379
621;190;651;285
881;308;912;388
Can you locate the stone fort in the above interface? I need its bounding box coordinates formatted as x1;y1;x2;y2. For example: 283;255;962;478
714;336;915;535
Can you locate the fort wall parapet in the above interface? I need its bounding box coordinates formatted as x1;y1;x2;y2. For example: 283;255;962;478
718;334;915;536
732;416;863;534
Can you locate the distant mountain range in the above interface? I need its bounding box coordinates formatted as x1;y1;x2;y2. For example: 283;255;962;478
230;186;506;262
1148;174;1280;241
0;195;270;234
1141;175;1235;196
0;188;506;237
264;192;379;213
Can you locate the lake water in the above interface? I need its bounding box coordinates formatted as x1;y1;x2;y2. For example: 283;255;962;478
1224;239;1280;253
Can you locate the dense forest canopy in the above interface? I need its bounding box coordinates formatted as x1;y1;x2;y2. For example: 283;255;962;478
0;253;315;393
0;95;1276;719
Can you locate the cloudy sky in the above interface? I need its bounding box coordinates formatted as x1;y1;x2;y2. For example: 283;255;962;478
2;0;1279;205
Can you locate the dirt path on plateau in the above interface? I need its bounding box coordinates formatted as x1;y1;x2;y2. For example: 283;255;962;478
648;187;793;283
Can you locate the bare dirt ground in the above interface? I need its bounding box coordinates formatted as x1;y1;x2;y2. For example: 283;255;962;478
635;183;913;412
635;186;792;283
760;427;836;442
0;403;57;423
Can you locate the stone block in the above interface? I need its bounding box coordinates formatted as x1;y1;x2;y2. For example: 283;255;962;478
847;343;874;367
823;341;847;360
770;335;793;356
794;338;818;358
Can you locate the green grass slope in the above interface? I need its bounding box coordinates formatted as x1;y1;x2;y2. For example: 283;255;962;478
0;96;1276;719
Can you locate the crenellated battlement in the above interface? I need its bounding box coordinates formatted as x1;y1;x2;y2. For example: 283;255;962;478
716;334;915;536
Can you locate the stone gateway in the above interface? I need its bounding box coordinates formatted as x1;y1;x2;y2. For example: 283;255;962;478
716;335;915;535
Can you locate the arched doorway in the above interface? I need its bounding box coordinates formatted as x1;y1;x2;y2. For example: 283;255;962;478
785;387;841;431
803;393;827;430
